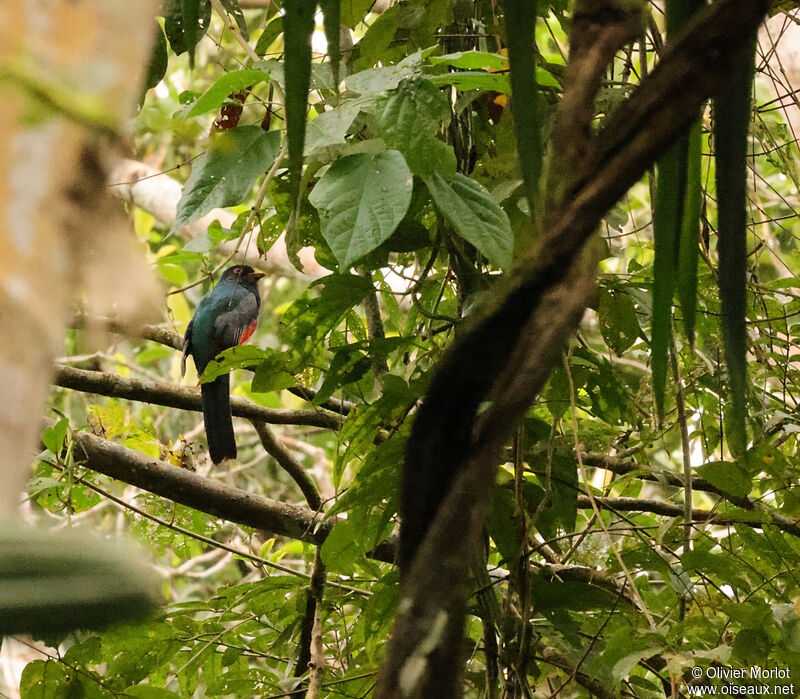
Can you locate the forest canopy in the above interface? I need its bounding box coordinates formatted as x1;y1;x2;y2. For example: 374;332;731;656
4;0;800;697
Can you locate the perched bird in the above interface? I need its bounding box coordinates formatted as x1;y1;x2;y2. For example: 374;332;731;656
182;265;264;463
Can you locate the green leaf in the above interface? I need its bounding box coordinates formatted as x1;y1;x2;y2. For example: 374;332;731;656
341;0;374;28
320;519;360;573
163;0;211;58
429;50;509;71
651;139;685;420
42;418;69;455
144;22;169;91
199;345;269;383
429;71;511;94
678;119;702;345
124;687;184;699
186;69;270;117
696;460;752;499
283;0;316;196
500;0;543;217
320;0;342;86
429;68;559;92
714;37;756;457
598;288;641;355
367;79;455;176
304;100;364;152
282;274;374;361
254;15;283;56
487;485;521;562
251;351;296;393
308;150;413;267
424;171;513;268
218;0;249;40
344;50;428;94
174;127;281;231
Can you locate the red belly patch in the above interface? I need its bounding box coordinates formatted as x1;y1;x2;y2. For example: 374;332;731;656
239;320;258;344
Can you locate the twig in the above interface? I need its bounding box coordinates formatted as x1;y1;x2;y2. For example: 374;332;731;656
252;420;321;509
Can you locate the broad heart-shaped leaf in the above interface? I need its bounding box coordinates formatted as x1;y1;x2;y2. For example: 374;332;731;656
173;127;281;232
308;150;413;267
186;68;270;117
424;171;513;268
365;79;456;177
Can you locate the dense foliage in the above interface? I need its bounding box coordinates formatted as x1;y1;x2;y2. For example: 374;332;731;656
8;1;800;697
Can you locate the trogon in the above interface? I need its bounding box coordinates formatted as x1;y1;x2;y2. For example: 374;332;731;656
182;264;264;463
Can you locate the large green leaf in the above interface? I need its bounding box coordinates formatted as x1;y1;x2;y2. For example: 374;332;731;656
714;37;756;457
163;0;212;59
304;100;364;153
366;79;455;176
424;171;513;268
308;150;413;267
428;50;510;71
500;0;543;218
186;69;270;117
341;0;374;28
283;0;316;197
173;127;281;231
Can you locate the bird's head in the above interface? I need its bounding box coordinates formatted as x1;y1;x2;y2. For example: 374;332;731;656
221;265;265;287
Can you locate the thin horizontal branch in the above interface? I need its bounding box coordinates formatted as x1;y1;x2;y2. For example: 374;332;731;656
577;496;800;538
54;365;342;430
71;428;326;542
71;315;354;414
72;314;183;349
580;452;800;537
252;420;322;510
68;426;398;564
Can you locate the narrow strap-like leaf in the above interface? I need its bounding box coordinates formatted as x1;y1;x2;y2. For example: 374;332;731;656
713;37;756;457
677;119;702;346
652;0;705;419
320;0;341;88
284;0;316;199
652;141;685;420
500;0;542;222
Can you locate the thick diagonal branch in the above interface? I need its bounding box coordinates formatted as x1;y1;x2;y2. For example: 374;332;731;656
382;0;769;696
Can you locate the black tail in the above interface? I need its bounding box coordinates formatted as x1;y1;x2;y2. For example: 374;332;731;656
201;375;236;464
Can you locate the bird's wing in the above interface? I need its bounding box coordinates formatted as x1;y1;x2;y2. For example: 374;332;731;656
212;291;260;347
181;320;193;378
